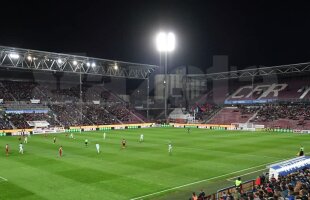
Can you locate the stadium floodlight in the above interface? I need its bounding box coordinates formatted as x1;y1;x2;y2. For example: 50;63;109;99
156;32;175;52
114;63;118;70
57;58;63;64
167;32;175;52
9;53;20;59
91;62;96;67
73;60;78;66
27;55;32;61
156;32;166;52
86;62;90;67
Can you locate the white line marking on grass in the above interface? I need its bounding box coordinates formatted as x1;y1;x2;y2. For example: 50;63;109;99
178;146;281;160
0;176;8;182
226;168;266;181
130;157;291;200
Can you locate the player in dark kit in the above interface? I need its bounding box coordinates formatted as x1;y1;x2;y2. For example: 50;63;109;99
122;139;126;149
85;139;88;147
187;127;190;133
59;146;63;157
299;145;304;156
53;137;56;144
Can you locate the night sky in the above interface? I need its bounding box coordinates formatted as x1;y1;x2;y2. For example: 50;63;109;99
1;0;310;72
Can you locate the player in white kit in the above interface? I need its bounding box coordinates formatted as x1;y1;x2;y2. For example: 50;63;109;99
19;143;24;154
139;134;144;142
168;143;172;155
96;143;100;154
24;135;28;144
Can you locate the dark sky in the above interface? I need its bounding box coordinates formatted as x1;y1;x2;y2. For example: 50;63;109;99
1;0;310;72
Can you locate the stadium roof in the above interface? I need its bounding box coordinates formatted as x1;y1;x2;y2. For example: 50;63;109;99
0;46;158;79
188;62;310;80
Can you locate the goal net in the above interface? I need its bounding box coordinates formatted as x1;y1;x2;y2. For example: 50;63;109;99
231;123;255;130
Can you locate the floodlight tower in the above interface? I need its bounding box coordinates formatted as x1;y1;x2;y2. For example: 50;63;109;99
156;32;175;120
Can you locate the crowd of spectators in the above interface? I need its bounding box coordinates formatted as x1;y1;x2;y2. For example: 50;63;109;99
220;168;310;200
0;114;12;129
0;80;146;128
0;84;14;101
252;104;310;123
49;104;85;127
1;81;44;101
105;103;141;123
82;105;119;125
7;113;59;129
49;103;135;127
189;103;221;121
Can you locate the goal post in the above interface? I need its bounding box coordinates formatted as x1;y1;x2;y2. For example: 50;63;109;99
231;123;255;130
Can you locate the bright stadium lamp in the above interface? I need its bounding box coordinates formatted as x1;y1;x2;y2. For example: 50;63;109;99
114;63;118;70
91;62;96;67
9;53;19;59
167;32;175;52
27;55;32;61
57;58;63;64
156;32;176;52
156;32;167;52
86;62;90;67
73;60;78;66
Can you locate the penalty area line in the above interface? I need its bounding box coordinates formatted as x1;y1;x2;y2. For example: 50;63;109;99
130;157;291;200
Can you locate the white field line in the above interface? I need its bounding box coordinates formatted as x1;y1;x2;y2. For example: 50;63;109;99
177;146;281;160
0;176;8;182
226;168;266;181
130;157;291;200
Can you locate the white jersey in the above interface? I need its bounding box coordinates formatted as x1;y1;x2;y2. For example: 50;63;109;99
103;133;106;139
96;144;100;153
140;134;144;141
168;144;172;152
24;136;28;143
19;144;24;154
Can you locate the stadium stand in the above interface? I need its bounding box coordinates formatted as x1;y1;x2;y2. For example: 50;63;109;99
250;104;310;129
195;168;310;200
0;114;12;129
0;77;145;128
207;106;259;125
225;77;310;102
237;168;310;200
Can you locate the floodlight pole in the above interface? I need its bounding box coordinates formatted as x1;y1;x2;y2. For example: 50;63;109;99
156;31;175;122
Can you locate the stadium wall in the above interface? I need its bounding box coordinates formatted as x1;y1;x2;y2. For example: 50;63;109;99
2;123;310;136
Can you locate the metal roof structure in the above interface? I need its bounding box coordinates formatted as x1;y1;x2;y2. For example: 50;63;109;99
187;62;310;80
0;46;158;79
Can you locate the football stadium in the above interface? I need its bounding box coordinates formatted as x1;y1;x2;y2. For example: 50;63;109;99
0;46;310;199
1;1;310;200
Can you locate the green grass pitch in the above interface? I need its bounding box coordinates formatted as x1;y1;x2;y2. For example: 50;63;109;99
0;128;309;200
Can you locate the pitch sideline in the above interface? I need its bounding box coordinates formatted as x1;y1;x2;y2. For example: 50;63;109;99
130;157;291;200
0;176;8;182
